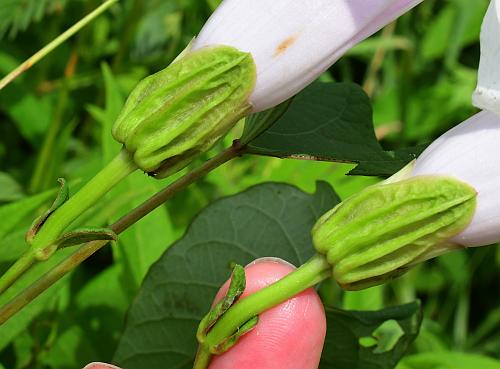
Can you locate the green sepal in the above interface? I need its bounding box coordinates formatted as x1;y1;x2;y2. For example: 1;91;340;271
170;37;194;64
112;45;256;178
312;175;477;290
26;178;69;244
212;315;259;354
33;227;117;261
197;264;246;342
197;264;259;355
54;227;117;249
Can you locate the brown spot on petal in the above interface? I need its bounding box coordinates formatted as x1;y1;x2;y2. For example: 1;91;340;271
274;35;298;57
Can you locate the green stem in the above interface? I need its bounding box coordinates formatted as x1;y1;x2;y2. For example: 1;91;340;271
31;149;137;253
0;251;36;295
0;0;118;90
0;143;242;324
0;150;136;294
204;254;332;351
193;346;212;369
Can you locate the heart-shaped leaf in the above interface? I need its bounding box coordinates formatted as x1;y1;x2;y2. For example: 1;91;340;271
245;82;423;177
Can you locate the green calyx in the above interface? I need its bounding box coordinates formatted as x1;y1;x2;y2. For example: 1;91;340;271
112;45;256;178
197;264;258;355
312;175;477;290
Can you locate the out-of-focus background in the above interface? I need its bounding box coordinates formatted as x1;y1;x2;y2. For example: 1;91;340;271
0;0;498;368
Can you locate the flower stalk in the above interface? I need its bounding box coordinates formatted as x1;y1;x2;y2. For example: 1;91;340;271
0;150;137;294
0;141;243;324
28;150;137;257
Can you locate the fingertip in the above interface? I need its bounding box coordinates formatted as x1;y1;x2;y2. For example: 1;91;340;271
209;258;326;369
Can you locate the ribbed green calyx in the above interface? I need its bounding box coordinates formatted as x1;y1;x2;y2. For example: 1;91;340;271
112;45;256;178
312;176;477;290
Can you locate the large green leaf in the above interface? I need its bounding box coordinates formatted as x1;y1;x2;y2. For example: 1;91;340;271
114;182;339;368
320;302;422;369
245;82;423;177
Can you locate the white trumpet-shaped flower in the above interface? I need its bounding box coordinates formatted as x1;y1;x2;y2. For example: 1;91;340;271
193;0;424;112
411;111;500;247
473;0;500;115
412;0;500;247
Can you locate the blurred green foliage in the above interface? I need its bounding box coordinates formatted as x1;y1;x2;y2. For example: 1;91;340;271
0;0;498;368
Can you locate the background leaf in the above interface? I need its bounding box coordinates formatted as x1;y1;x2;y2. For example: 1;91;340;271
0;0;69;39
40;265;130;367
0;248;74;350
0;187;57;240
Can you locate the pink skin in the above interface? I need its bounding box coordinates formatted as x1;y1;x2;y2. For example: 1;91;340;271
83;258;326;369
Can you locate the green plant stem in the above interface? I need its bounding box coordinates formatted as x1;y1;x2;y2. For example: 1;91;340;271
0;0;118;90
0;149;136;294
203;254;332;352
0;251;36;296
30;149;137;252
193;346;212;369
0;142;243;324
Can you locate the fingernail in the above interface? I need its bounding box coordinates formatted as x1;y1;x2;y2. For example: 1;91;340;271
246;257;296;269
83;363;121;369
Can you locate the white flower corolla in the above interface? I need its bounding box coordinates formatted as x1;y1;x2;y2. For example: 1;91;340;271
411;0;500;248
412;111;500;247
473;0;500;115
193;0;424;112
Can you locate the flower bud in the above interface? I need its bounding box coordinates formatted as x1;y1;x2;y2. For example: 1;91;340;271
312;176;476;290
411;111;500;247
112;45;256;178
193;0;424;112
